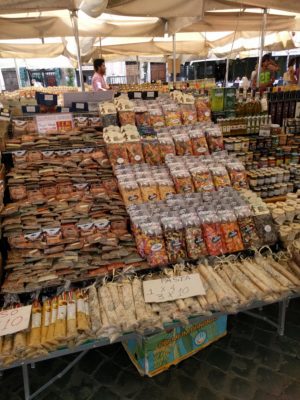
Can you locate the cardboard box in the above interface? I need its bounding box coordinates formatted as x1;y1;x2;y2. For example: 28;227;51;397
123;315;227;377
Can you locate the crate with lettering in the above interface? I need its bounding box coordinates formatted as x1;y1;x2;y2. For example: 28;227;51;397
123;315;227;377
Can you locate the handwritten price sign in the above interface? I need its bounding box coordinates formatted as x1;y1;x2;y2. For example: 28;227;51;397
143;273;206;303
0;305;32;337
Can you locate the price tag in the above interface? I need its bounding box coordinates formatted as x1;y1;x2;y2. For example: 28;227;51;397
36;113;73;134
0;305;32;337
147;91;155;98
76;103;85;109
134;92;142;99
45;94;53;101
143;273;205;303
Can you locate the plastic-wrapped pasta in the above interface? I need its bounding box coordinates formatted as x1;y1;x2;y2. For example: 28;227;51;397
88;286;102;334
28;300;42;349
107;282;132;332
76;290;90;334
41;299;51;344
54;293;67;341
119;280;139;330
98;285;119;328
67;291;77;339
132;278;159;328
45;297;58;346
13;330;27;355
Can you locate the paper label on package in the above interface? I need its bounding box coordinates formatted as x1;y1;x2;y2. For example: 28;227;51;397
77;299;85;313
36;113;73;135
57;305;67;320
147;91;155;98
134;92;142;99
143;273;206;303
45;95;53;101
26;106;36;113
0;305;32;337
67;303;76;320
76;103;85;109
32;312;42;328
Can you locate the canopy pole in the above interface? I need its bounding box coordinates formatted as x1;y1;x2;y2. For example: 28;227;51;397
14;59;21;89
70;10;84;92
172;34;176;83
257;8;268;89
225;58;230;87
99;37;102;58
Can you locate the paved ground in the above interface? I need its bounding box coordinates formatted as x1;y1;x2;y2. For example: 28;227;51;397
2;298;300;400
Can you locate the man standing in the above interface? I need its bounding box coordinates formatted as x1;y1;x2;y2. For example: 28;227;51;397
252;53;279;91
92;58;109;92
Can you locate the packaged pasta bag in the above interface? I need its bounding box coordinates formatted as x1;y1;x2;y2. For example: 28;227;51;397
210;166;231;190
190;166;215;193
135;106;151;127
183;213;208;260
206;128;224;153
163;104;182;127
161;216;187;263
142;139;162;165
126;140;145;164
119;180;143;206
12;302;27;357
227;162;249;190
235;206;260;249
158;137;176;161
118;111;136;126
138;179;160;202
180;104;197;125
54;293;67;342
157;179;176;200
149;108;165;128
88;286;102;336
27;299;42;349
41;298;51;345
141;223;168;267
173;134;193;156
189;130;209;156
76;289;90;334
219;211;244;253
195;99;211;122
199;211;227;256
106;142;129;168
66;291;77;339
172;170;195;194
45;296;58;347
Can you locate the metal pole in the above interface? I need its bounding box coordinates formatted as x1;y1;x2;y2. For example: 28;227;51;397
99;37;102;58
225;58;230;87
172;34;176;83
14;59;21;88
70;10;84;92
257;9;268;88
286;50;290;70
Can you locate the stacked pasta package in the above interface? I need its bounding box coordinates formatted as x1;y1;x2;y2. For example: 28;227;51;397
2;251;300;367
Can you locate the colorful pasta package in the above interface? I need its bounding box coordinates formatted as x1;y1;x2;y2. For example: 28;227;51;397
158;137;176;161
163;105;181;127
235;206;260;249
118;111;136;126
183;213;208;259
54;293;67;341
210;166;231;190
172;170;195;194
227;162;249;190
149;108;165;128
142;139;162;165
28;300;42;349
180;104;197;125
119;181;143;206
190;166;215;193
173;134;193;156
41;298;51;345
142;223;169;267
189;130;209;156
195;100;211;122
135;107;151;127
206;128;224;152
157;179;176;200
219;211;244;253
126;141;145;164
161;217;187;263
199;211;227;256
139;179;160;202
106;142;129;167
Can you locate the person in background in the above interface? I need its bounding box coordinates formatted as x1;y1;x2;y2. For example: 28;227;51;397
31;79;43;88
250;63;258;89
252;53;279;91
92;58;110;92
83;75;90;92
283;57;298;85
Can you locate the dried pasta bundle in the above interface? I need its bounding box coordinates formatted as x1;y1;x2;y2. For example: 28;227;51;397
54;293;67;342
88;286;102;335
132;278;160;330
67;291;77;339
118;280;139;331
255;255;295;290
45;297;58;348
76;290;90;334
27;300;42;349
41;299;51;345
13;331;27;356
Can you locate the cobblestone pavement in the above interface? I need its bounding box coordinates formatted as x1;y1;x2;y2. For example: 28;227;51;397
2;298;300;400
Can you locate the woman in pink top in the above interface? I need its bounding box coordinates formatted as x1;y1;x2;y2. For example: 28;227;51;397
92;58;110;91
